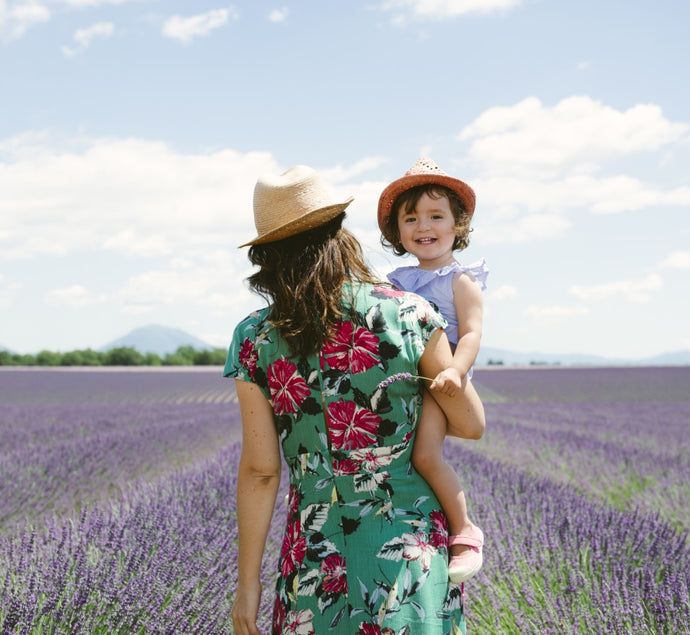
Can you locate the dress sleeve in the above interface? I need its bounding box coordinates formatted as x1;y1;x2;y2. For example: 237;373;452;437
399;292;447;349
418;296;447;345
222;314;260;381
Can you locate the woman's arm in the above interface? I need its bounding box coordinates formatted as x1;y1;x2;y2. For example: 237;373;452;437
419;328;485;440
231;379;282;635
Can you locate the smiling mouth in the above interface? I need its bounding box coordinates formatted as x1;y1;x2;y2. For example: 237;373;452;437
416;237;436;244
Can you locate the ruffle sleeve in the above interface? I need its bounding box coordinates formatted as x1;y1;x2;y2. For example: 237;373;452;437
388;258;489;292
460;257;489;291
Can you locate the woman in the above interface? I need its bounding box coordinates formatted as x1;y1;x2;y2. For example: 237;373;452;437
225;165;485;634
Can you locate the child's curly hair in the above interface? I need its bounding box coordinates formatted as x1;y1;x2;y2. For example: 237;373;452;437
381;184;472;256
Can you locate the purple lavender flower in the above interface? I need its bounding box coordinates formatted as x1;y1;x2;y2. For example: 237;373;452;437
0;366;688;632
377;372;432;390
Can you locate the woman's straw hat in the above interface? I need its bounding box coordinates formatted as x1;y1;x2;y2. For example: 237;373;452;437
240;165;354;247
377;158;476;240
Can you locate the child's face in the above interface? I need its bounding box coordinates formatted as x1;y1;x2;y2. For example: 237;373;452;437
397;192;457;270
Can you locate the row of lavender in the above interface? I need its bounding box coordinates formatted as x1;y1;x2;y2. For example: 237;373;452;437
0;401;239;532
1;367;689;632
471;366;690;531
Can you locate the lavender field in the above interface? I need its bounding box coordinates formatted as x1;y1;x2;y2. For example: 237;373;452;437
0;366;688;633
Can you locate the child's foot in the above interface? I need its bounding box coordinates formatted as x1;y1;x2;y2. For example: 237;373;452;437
448;524;484;583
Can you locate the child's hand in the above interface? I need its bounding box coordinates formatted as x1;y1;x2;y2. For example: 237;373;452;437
429;367;465;396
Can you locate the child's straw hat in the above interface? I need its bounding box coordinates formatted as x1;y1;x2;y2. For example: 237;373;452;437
240;165;354;247
377;158;476;240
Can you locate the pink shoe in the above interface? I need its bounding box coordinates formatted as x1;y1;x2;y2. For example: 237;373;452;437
448;525;484;583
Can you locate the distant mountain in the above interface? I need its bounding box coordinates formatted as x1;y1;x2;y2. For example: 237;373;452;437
101;325;214;356
638;350;690;366
476;346;690;367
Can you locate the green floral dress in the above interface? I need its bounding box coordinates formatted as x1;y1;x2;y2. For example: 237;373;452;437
224;282;466;635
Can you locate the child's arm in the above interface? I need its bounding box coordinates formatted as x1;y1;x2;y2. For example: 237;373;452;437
429;273;483;395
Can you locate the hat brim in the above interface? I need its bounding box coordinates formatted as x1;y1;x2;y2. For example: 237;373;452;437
239;197;354;247
377;174;476;241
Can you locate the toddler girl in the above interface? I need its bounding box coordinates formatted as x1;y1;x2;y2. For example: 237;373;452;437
378;158;488;583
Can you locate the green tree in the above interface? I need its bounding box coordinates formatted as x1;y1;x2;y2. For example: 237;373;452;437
208;348;228;365
60;349;104;366
36;350;63;366
104;347;145;366
144;352;162;366
163;346;195;366
193;348;226;365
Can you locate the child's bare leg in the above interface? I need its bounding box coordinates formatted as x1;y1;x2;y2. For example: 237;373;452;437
413;390;474;556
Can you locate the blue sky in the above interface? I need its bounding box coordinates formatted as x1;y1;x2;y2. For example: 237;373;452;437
1;0;689;359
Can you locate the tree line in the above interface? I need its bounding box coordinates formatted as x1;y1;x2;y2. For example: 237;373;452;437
0;345;227;367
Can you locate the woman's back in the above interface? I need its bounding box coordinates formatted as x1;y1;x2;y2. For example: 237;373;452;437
226;282;467;633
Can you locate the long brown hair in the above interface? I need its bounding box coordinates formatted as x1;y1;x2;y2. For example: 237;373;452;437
247;213;379;357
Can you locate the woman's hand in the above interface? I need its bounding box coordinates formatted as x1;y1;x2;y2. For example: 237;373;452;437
231;581;262;635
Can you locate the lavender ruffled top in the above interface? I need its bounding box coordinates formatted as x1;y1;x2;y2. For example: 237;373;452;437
387;258;489;347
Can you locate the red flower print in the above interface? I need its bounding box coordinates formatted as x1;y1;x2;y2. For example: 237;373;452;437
272;594;287;635
323;321;380;373
327;399;380;450
321;554;347;594
357;624;395;635
283;609;315;634
429;510;448;549
238;338;258;378
374;285;406;298
280;520;307;577
333;458;359;475
402;531;436;570
268;358;311;414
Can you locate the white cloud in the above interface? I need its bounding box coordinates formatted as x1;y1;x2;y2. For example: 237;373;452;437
524;304;589;322
0;0;50;41
0;273;21;308
322;156;388;184
61;21;114;57
380;0;522;22
476;212;571;244
453;96;690;246
268;6;288;23
0;133;388;265
45;284;105;308
489;285;517;301
117;250;256;314
569;274;663;303
0;133;282;259
56;0;150;6
659;250;690;269
162;8;237;44
1;0;151;41
459;96;689;177
471;173;690;220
